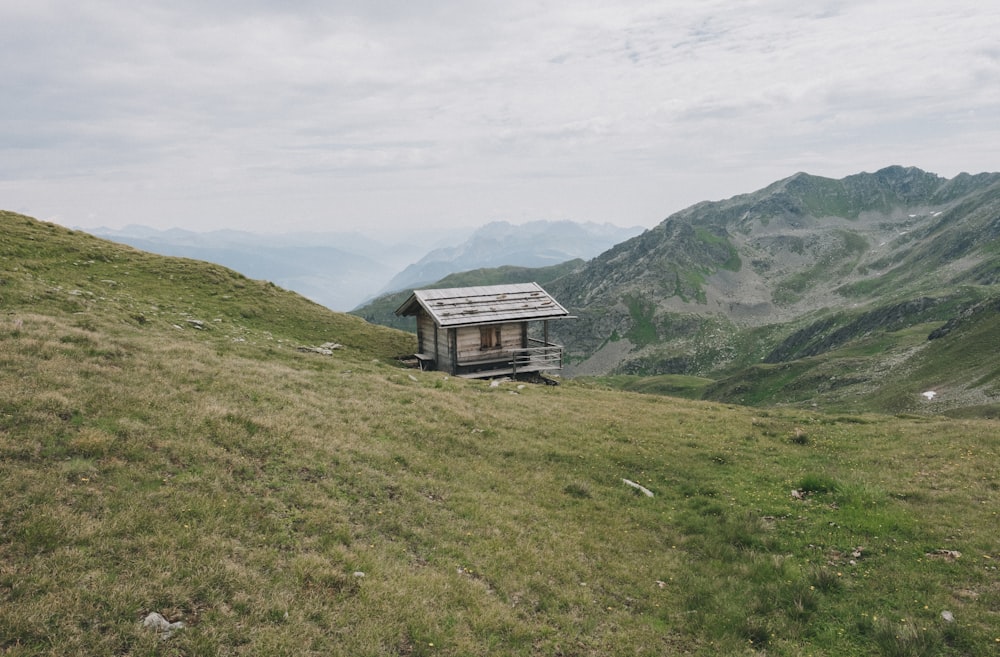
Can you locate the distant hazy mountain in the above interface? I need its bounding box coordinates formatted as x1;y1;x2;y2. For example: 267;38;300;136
88;227;430;311
88;220;636;312
379;220;644;295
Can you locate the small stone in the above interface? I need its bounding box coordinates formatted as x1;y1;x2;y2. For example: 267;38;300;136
622;479;654;497
297;345;333;355
926;549;962;560
141;612;185;640
353;571;366;578
142;612;171;632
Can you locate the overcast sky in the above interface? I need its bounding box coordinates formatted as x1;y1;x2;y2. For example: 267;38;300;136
2;1;999;236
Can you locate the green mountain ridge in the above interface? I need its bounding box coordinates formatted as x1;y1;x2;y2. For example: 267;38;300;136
351;166;1000;414
541;166;1000;414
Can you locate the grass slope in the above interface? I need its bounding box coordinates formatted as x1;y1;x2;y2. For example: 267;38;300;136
2;212;999;656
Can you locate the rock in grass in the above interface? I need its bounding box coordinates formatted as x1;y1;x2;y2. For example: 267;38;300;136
926;549;962;560
622;479;654;497
298;342;343;356
142;612;185;640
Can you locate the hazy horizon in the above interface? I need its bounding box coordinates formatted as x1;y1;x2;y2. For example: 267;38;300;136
4;2;998;235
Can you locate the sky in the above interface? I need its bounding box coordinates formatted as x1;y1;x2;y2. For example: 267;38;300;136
2;0;999;236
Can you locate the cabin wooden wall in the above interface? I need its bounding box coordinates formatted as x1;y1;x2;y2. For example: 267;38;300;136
455;322;525;365
416;313;433;354
416;313;531;374
417;312;454;373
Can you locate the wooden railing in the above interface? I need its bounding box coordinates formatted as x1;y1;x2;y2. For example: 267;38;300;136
510;340;563;375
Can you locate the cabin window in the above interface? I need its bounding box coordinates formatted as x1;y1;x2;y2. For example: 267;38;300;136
480;325;501;349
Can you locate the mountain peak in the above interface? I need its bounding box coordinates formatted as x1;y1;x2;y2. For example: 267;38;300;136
546;167;1000;401
379;220;644;294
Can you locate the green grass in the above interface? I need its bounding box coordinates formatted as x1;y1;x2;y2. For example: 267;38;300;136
580;374;714;399
696;309;1000;414
2;211;1000;655
624;295;659;346
694;227;741;272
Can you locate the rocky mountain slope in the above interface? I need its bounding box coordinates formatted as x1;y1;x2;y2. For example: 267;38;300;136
539;166;1000;413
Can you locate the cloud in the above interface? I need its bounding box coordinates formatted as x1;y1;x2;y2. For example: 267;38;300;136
2;0;999;232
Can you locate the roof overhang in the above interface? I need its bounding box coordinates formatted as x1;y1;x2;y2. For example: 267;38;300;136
395;283;570;328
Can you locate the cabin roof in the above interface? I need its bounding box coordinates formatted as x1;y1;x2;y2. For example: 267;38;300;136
394;283;570;328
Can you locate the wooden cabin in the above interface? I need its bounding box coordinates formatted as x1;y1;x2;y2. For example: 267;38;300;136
394;283;571;378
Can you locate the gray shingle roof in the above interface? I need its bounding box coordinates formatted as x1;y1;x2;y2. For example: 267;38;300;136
395;283;569;328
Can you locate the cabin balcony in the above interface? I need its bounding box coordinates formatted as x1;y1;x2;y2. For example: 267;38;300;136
456;339;564;379
511;339;563;375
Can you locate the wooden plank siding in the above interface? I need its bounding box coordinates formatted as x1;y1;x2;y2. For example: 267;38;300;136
417;313;527;375
416;312;452;373
455;322;525;367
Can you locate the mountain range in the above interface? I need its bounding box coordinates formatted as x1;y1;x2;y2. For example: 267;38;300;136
89;220;640;311
357;165;1000;415
57;164;1000;415
548;166;1000;413
378;220;643;294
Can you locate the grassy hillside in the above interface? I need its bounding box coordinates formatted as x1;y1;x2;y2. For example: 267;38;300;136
0;211;412;358
591;295;1000;416
2;212;998;656
701;307;1000;417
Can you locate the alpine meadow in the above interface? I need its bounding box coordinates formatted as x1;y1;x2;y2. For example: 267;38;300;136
2;209;999;656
